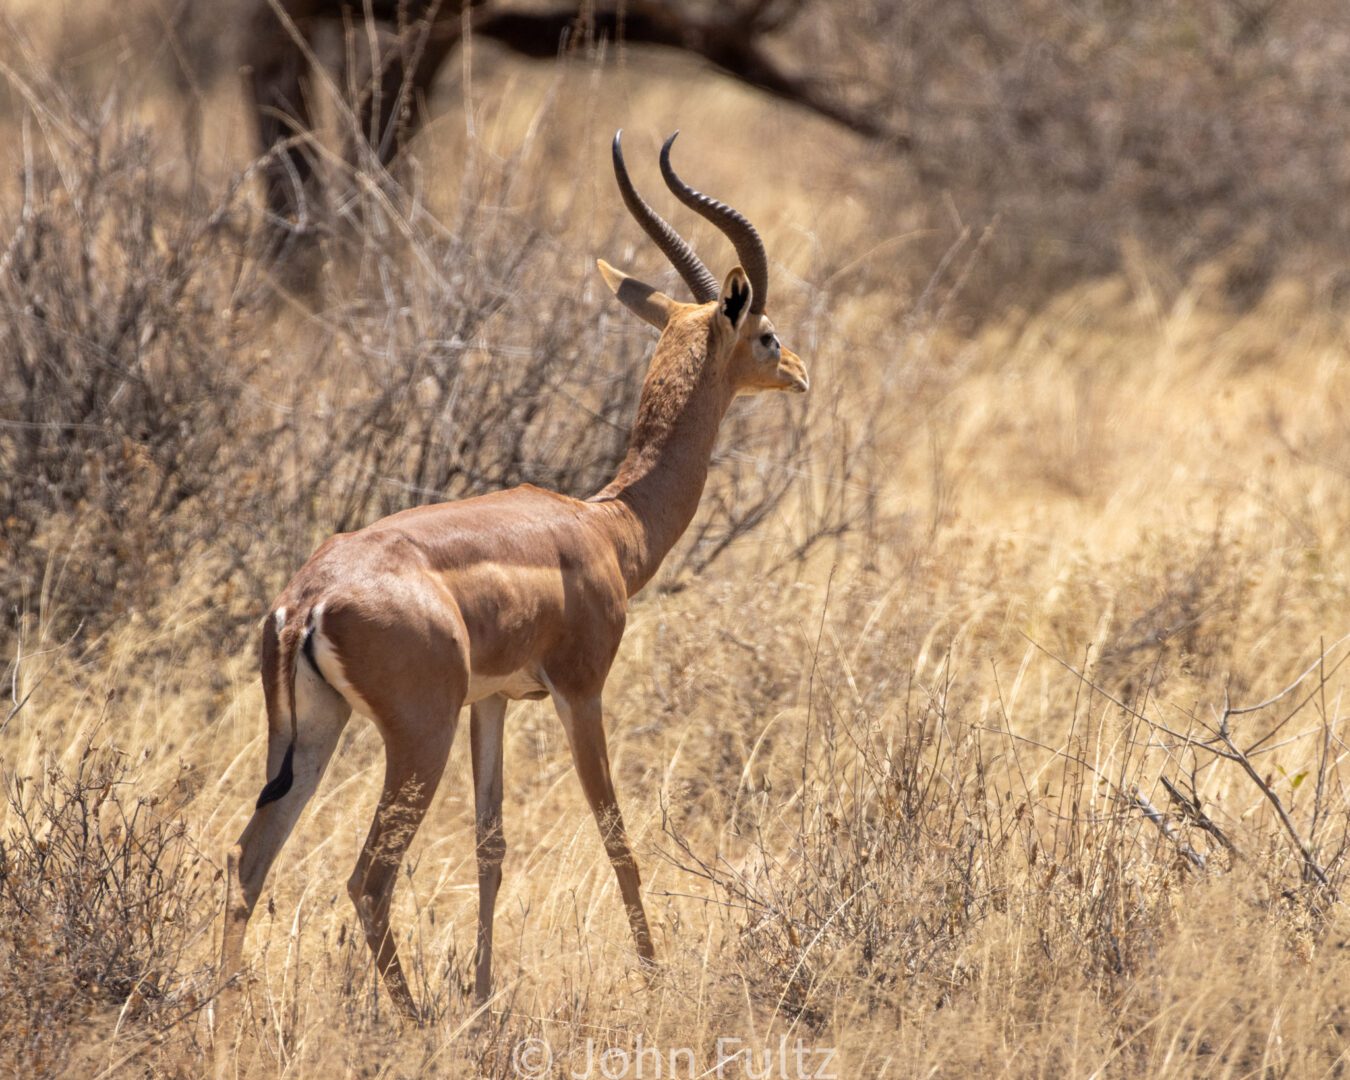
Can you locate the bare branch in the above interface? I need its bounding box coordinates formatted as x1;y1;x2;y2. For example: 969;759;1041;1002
1160;776;1237;856
1131;787;1207;872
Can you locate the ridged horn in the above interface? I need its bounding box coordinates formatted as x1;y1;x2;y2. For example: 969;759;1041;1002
660;131;769;314
611;130;719;304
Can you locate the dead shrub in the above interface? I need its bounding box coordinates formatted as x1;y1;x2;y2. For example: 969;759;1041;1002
657;586;1349;1038
0;738;209;1075
0;93;260;641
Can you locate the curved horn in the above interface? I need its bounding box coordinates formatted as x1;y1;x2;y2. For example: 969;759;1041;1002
611;131;719;304
660;131;769;314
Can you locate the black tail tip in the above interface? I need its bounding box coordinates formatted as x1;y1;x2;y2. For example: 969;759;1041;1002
256;742;295;808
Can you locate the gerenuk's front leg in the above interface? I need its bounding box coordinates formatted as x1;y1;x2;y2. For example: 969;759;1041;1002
551;691;655;963
470;695;508;1005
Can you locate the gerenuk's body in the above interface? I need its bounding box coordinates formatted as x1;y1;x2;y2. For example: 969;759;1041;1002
221;131;809;1018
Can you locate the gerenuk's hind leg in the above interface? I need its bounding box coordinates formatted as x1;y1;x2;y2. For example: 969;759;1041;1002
347;703;458;1020
221;658;350;987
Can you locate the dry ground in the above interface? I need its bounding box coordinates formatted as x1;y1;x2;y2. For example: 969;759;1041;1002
3;5;1350;1078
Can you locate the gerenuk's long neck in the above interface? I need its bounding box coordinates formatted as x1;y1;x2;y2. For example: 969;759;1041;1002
588;320;733;597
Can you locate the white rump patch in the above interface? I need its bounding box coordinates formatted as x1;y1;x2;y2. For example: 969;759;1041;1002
308;603;375;718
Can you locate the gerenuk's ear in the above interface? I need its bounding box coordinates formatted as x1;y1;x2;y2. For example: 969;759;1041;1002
597;259;678;331
717;265;752;333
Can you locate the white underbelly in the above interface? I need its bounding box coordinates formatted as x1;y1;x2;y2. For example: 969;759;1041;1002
465;668;550;705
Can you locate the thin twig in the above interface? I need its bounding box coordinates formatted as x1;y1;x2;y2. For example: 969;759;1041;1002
1131;787;1206;872
1159;776;1236;855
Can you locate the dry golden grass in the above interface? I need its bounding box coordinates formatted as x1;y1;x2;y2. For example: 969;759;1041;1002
4;5;1350;1078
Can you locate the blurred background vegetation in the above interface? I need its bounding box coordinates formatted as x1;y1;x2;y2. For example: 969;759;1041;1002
3;2;1350;1076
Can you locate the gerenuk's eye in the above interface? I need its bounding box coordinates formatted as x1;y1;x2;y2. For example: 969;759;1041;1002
760;333;775;348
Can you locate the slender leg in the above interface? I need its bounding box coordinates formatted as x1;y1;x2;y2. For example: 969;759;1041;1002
469;694;507;1005
551;692;655;964
347;711;457;1020
221;662;350;987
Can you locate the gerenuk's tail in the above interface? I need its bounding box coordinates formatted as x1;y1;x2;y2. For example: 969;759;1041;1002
255;607;305;807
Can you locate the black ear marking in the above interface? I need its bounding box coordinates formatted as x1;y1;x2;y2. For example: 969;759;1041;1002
722;278;751;326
